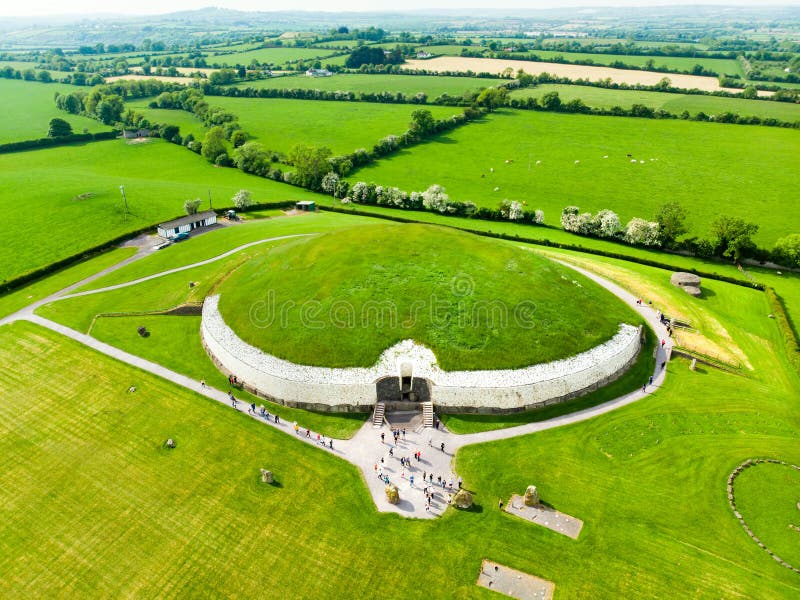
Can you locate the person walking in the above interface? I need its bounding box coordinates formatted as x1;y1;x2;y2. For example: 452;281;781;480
440;442;445;453
648;375;653;386
457;476;463;489
402;428;406;440
293;422;299;434
200;379;206;388
381;432;385;444
409;474;415;488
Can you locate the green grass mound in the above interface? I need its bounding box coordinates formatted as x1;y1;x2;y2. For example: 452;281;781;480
217;223;640;370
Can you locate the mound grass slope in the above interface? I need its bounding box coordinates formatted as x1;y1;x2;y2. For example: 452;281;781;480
218;223;639;370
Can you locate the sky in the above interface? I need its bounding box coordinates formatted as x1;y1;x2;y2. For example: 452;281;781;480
1;0;796;18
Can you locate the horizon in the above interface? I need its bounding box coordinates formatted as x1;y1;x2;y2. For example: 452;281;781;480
2;1;799;19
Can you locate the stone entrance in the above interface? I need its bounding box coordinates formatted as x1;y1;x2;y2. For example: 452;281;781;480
375;376;431;404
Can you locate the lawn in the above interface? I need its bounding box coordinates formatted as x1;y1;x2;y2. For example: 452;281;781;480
207;96;462;155
218;223;642;369
123;101;208;140
206;46;338;67
511;83;800;122
90;314;367;438
733;461;800;567
3;257;800;596
0;78;111;144
231;73;501;98
350;108;800;245
0;246;135;320
0;139;325;283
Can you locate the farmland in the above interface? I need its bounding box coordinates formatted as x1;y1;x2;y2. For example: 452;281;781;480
511;84;800;121
0;139;323;282
205;46;338;67
404;56;748;92
0;79;111;144
2;6;800;599
231;72;501;97
207;96;461;154
351;108;799;245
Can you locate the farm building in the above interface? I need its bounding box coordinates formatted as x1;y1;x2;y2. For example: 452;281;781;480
157;210;217;239
295;201;316;212
122;128;152;139
305;68;333;77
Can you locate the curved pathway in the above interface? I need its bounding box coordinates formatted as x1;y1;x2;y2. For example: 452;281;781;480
3;233;672;519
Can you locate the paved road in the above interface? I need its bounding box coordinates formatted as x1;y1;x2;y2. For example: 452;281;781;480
4;234;672;519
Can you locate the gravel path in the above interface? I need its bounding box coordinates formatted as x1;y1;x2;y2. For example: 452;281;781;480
3;234;672;519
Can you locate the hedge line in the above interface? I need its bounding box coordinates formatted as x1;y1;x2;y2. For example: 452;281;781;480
321;205;765;290
764;286;800;373
0;131;118;155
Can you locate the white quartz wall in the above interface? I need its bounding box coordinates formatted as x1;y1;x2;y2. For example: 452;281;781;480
201;295;641;412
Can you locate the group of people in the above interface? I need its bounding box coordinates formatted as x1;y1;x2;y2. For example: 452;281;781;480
294;422;334;449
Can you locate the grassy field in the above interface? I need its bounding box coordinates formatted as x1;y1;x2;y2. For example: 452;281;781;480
511;83;800;122
218;223;641;369
123;101;208;140
0;247;135;320
90;314;367;438
733;461;800;567
0;79;110;144
206;46;338;67
3;256;800;596
207;96;461;155
231;73;501;97
0;139;324;283
350;108;800;245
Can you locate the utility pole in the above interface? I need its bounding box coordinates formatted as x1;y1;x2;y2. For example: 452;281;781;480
208;189;213;210
119;185;129;219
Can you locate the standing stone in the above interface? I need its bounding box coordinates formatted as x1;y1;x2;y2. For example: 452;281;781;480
524;485;540;506
453;489;473;509
260;469;273;484
385;483;400;504
690;358;697;371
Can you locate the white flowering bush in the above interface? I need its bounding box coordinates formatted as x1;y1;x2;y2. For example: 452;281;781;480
624;218;662;246
421;184;449;213
350;181;369;203
534;210;545;224
594;209;622;238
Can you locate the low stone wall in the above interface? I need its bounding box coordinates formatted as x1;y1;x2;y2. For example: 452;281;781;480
201;295;642;413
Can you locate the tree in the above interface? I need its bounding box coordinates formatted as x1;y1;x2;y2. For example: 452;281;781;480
209;69;237;85
47;118;72;138
230;130;248;148
409;109;436;135
232;189;252;210
95;94;124;125
655;201;688;248
201;126;227;163
233;142;269;174
540;91;561;111
741;85;758;99
772;234;800;268
287;144;333;190
475;86;508;110
710;216;759;262
321;171;340;197
184;198;202;215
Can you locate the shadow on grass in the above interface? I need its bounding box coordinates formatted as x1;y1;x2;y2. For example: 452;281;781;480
441;328;657;434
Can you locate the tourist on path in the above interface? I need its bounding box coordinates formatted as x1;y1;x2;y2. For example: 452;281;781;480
381;432;385;444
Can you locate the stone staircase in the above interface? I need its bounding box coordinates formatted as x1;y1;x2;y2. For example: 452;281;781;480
372;402;386;429
421;401;434;429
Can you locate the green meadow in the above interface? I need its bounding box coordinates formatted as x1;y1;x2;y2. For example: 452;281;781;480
207;46;338;67
231;72;500;97
511;83;800;122
3;232;800;596
207;96;461;154
351;108;800;245
0;79;111;144
0;139;323;283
